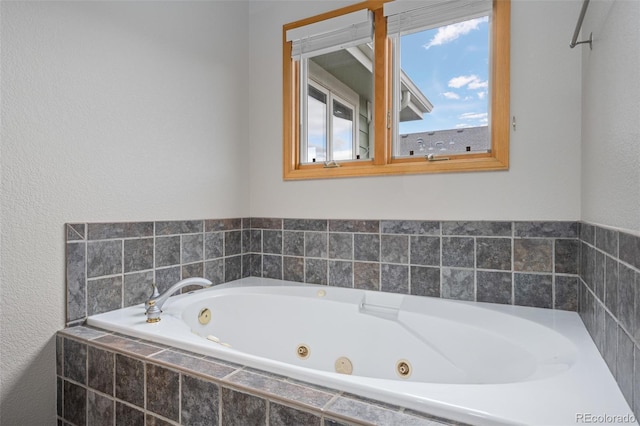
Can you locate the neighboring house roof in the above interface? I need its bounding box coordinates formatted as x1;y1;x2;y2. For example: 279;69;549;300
397;126;490;156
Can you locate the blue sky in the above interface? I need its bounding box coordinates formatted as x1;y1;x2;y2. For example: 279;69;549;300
399;16;490;134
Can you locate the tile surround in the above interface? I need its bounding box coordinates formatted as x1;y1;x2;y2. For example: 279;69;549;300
578;222;640;419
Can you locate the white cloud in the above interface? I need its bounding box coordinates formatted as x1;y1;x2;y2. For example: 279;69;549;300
423;17;488;50
442;91;460;100
448;74;488;91
459;112;488;121
477;91;487;100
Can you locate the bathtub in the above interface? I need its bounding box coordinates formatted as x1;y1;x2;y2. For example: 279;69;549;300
88;276;636;426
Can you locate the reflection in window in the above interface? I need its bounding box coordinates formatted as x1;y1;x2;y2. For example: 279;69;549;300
307;84;328;162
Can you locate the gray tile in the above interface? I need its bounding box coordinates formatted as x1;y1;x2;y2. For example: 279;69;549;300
250;229;262;253
381;234;409;264
251;217;283;230
410;266;440;297
354;234;379;262
88;346;114;395
305;258;327;285
605;256;619;317
354;262;380;290
243;229;251;254
555;276;578;311
604;311;618;376
326;396;434;426
59;326;107;341
617;327;635;407
182;234;204;263
329;233;353;260
634;345;640;416
284;219;327;231
66;242;86;322
204;259;224;285
115;354;144;408
618;264;637;338
306;232;328;258
87;276;122;316
442;237;474;268
57;378;62;417
182;262;204;281
593;302;606;353
263;230;283;254
514;273;552;308
66;223;86;241
205;218;243;232
156;220;202;236
156;236;180;267
205;232;224;259
283;231;305;256
513;239;552;272
329;260;353;288
87;222;154;240
87;390;114;426
283;257;305;283
476;238;511;271
270;403;321;426
63;380;86;426
225;231;242;256
410;236;440;266
123;238;153;273
181;374;219;425
555;239;578;274
146;414;174;426
151;351;236;379
155;267;181;293
329;220;379;233
442;221;512;236
221;388;267;426
620;231;640;270
123;271;153;308
580;222;595;245
244;253;261;278
87;240;122;278
116;401;144;426
596;227;619;258
263;255;282;279
95;335;163;357
56;336;63;376
146;363;179;421
63;338;87;384
477;271;512;304
225;256;242;282
442;268;474;301
381;264;409;294
594;250;606;301
381;220;439;235
514;221;577;238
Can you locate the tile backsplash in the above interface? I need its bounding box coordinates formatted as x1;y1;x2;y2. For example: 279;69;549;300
66;218;579;325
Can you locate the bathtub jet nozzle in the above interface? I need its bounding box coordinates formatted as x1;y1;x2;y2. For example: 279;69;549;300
145;277;213;323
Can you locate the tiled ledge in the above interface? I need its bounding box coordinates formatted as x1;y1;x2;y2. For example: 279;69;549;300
57;326;464;426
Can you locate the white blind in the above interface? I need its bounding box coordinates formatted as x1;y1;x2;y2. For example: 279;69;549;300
286;9;374;59
384;0;492;36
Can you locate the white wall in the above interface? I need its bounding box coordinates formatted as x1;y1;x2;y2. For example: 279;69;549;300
580;0;640;233
0;2;249;423
248;0;582;220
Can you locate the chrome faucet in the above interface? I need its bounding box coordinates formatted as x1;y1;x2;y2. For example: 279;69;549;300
145;277;213;323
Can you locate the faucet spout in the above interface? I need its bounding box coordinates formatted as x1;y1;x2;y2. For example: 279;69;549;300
145;277;212;323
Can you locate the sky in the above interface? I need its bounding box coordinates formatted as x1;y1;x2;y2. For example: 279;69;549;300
398;16;490;134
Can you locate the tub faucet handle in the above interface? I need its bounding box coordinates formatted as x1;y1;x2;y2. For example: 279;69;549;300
145;283;161;311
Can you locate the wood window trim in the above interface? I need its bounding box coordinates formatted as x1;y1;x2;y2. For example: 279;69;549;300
283;0;510;180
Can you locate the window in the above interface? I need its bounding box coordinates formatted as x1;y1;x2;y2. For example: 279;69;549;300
283;0;510;179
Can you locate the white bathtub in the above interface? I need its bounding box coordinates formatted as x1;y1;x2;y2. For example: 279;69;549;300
88;277;636;426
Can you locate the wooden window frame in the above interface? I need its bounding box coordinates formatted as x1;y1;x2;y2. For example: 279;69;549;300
283;0;510;180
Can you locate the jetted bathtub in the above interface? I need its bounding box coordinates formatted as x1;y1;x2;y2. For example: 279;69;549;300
88;277;637;425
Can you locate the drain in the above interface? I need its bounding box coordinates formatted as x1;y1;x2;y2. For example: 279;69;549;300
335;357;353;375
198;308;212;325
296;344;310;359
396;360;411;378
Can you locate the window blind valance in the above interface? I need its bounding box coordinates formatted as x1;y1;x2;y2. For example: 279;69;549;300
286;9;374;59
384;0;492;36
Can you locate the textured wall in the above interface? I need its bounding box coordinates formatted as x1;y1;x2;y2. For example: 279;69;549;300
247;0;582;221
0;2;249;424
580;0;640;233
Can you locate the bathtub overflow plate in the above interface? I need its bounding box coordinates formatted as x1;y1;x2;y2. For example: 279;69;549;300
296;344;310;359
335;357;353;375
396;360;411;378
198;308;212;325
